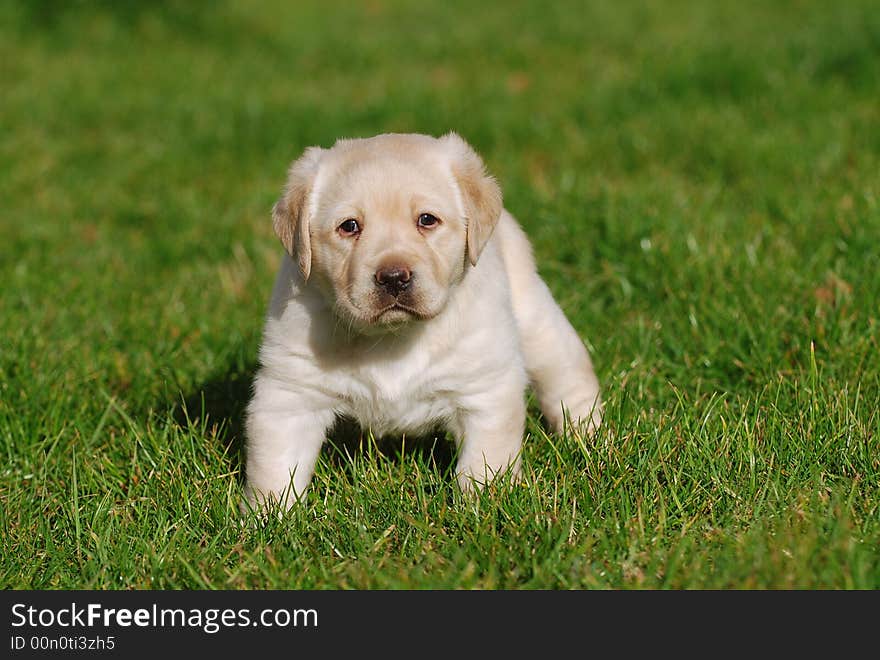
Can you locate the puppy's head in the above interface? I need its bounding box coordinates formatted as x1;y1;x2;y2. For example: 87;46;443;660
272;132;502;330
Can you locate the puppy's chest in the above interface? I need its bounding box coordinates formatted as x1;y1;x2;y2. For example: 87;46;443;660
335;359;459;435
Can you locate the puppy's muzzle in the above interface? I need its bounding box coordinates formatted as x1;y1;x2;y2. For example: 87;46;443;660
374;264;412;298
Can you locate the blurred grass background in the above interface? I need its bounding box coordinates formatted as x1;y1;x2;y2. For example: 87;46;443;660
1;0;878;588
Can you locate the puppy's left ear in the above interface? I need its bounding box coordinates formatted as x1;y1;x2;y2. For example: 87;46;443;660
442;132;503;266
273;146;324;280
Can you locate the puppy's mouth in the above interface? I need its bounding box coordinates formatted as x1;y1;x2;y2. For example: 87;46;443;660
338;288;440;329
371;302;433;323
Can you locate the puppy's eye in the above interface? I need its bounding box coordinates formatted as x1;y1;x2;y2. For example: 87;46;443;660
417;213;440;229
338;219;360;235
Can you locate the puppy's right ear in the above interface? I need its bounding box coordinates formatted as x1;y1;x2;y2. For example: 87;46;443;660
272;146;324;280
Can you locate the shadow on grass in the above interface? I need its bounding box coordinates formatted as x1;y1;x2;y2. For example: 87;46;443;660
322;415;457;485
172;361;457;487
171;363;255;481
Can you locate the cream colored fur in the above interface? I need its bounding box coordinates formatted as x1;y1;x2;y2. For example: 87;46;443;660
244;132;601;510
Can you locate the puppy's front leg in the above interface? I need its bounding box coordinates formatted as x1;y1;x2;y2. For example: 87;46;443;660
243;388;335;512
455;383;527;491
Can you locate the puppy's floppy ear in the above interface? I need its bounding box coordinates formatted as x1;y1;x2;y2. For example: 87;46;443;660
273;146;324;280
442;132;503;266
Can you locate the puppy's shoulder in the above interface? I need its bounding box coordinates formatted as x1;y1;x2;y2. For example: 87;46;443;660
494;210;537;270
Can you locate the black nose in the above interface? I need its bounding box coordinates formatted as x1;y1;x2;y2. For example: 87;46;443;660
375;265;412;297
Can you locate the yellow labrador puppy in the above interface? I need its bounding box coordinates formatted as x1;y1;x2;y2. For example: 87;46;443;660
244;132;601;510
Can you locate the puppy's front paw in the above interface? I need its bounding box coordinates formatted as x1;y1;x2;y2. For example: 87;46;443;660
237;483;303;525
455;463;522;494
568;403;602;438
546;393;602;439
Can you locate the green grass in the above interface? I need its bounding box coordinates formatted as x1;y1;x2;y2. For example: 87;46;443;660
1;0;878;589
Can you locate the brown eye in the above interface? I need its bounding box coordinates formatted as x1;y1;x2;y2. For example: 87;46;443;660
338;218;360;235
417;213;440;229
